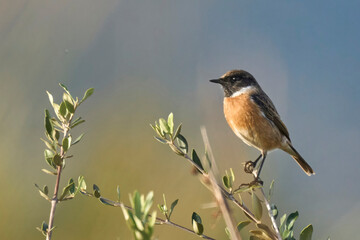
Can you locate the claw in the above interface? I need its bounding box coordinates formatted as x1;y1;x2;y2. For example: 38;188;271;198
244;161;255;173
252;177;263;186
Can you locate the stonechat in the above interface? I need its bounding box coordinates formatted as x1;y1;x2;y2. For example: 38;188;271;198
210;70;314;177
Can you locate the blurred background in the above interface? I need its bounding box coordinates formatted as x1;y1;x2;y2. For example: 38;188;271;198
1;0;359;239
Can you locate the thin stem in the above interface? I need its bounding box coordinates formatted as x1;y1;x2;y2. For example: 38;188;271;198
260;188;282;240
46;165;62;240
46;120;72;240
200;127;242;240
158;219;215;240
252;172;281;240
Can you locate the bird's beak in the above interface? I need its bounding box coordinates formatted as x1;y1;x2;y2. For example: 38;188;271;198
209;78;222;84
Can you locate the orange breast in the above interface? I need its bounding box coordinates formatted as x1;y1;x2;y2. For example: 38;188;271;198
223;94;282;151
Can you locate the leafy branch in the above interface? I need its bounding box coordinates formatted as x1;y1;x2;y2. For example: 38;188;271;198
80;183;216;240
151;113;314;240
35;84;93;240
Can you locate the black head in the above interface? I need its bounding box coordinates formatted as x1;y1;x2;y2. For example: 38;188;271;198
210;70;260;97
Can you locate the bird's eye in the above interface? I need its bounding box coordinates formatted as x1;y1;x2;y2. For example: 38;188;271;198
231;77;237;82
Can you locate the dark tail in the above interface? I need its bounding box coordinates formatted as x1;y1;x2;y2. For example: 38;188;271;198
284;144;315;176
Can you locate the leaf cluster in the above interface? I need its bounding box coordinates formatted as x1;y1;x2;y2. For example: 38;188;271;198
36;84;93;238
151;113;205;172
158;194;178;221
121;191;157;240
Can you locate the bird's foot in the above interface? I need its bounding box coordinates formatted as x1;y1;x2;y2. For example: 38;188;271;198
244;160;256;174
234;178;263;193
251;177;263;186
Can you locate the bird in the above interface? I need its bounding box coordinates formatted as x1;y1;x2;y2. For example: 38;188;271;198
210;70;314;178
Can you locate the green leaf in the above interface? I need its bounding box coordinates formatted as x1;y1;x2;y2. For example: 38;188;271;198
44;110;53;139
150;123;157;132
53;154;62;166
93;184;101;198
76;176;86;195
225;227;231;239
162;194;168;213
256;223;277;240
286;211;299;231
192;150;204;171
169;199;178;219
229;168;235;184
62;136;71;152
222;175;230;189
71;119;85;129
282;229;291;239
59;83;70;93
42;185;48;195
44;149;56;169
167;113;174;135
192;212;204;235
59;102;67;117
64;100;75;113
280;214;287;233
46;91;54;107
121;205;130;221
41;138;56;151
159;118;170;134
35;184;51;201
192;212;202;224
117;185;121;202
41;168;57;175
37;221;48;236
300;224;313;240
132;191;141;218
81;88;94;103
58;181;75;201
234;185;253;193
251;191;263;220
176;134;188;154
237;221;251;232
68;178;75;194
72;133;84;146
52;103;61;119
133;215;144;231
173;123;182;139
99;197;116;206
149;211;157;227
143;191;154;217
270;204;278;219
79;176;86;190
154;136;167;144
53;130;60;141
158;204;166;214
249;230;272;240
169;144;184;156
268;180;275;200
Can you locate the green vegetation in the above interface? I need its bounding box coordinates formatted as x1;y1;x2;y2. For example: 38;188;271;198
36;86;315;240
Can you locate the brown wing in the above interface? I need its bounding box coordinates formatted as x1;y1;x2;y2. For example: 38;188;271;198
251;92;290;140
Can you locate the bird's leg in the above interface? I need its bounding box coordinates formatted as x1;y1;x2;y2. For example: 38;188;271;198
244;154;262;173
256;152;267;179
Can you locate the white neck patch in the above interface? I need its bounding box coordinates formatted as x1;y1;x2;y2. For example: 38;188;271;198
230;86;255;97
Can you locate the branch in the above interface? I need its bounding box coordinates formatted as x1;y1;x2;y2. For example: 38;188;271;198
85;194;216;240
46;120;73;240
252;172;282;240
200;127;242;240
